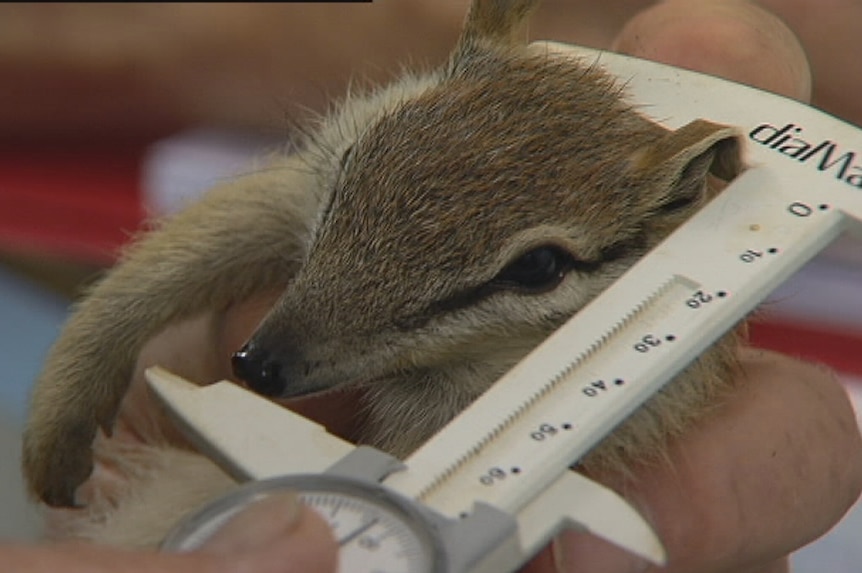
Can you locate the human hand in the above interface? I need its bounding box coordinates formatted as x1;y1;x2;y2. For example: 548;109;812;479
610;0;813;103
4;493;337;573
191;493;338;573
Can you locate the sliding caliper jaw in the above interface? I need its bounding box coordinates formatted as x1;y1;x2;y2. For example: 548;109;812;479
149;368;664;572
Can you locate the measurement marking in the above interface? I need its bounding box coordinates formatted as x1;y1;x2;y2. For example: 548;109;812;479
415;277;681;502
337;517;380;547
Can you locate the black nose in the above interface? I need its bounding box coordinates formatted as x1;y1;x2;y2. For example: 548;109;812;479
231;342;286;397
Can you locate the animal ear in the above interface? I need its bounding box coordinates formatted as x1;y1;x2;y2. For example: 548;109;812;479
451;0;539;69
629;119;744;216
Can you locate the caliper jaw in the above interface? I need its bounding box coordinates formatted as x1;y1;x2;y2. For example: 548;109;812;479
147;367;665;570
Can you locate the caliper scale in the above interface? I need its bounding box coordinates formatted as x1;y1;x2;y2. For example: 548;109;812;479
150;43;862;572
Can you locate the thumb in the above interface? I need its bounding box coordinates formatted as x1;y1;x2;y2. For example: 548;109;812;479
612;0;811;103
201;492;339;573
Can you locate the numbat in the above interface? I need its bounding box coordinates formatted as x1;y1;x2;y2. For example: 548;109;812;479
23;0;744;546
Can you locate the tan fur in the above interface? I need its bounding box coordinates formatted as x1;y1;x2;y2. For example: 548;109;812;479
45;442;233;548
24;0;745;545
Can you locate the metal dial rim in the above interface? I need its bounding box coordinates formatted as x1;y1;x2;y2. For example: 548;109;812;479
161;473;446;573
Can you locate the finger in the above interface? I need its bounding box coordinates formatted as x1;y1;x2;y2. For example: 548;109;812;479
758;0;862;125
745;558;790;573
215;289;285;377
200;493;303;555
106;289;284;448
201;493;338;573
553;349;862;573
612;0;812;102
551;530;648;573
111;288;362;450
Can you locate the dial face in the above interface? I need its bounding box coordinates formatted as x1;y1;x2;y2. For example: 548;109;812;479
161;475;439;573
301;490;434;572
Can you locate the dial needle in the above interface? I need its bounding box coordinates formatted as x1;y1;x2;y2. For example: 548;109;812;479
338;517;380;546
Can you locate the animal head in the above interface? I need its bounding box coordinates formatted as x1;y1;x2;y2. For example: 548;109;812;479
232;0;743;454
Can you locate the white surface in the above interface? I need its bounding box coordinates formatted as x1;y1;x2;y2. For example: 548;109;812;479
141;128;283;215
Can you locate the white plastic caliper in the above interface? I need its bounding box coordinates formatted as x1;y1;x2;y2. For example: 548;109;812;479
148;43;862;572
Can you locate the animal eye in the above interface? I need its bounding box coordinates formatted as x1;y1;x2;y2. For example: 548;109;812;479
493;246;573;292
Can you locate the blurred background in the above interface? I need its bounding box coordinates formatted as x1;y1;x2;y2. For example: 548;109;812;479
1;2;860;570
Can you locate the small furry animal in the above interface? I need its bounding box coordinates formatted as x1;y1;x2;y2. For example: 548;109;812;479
23;0;744;546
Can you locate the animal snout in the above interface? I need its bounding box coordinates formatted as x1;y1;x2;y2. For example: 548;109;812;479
231;341;286;397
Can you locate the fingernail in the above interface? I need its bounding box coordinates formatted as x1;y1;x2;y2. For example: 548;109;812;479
201;492;303;554
552;531;650;573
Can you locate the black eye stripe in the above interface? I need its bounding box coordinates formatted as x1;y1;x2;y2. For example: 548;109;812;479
488;233;648;292
596;234;644;265
409;234;648;327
